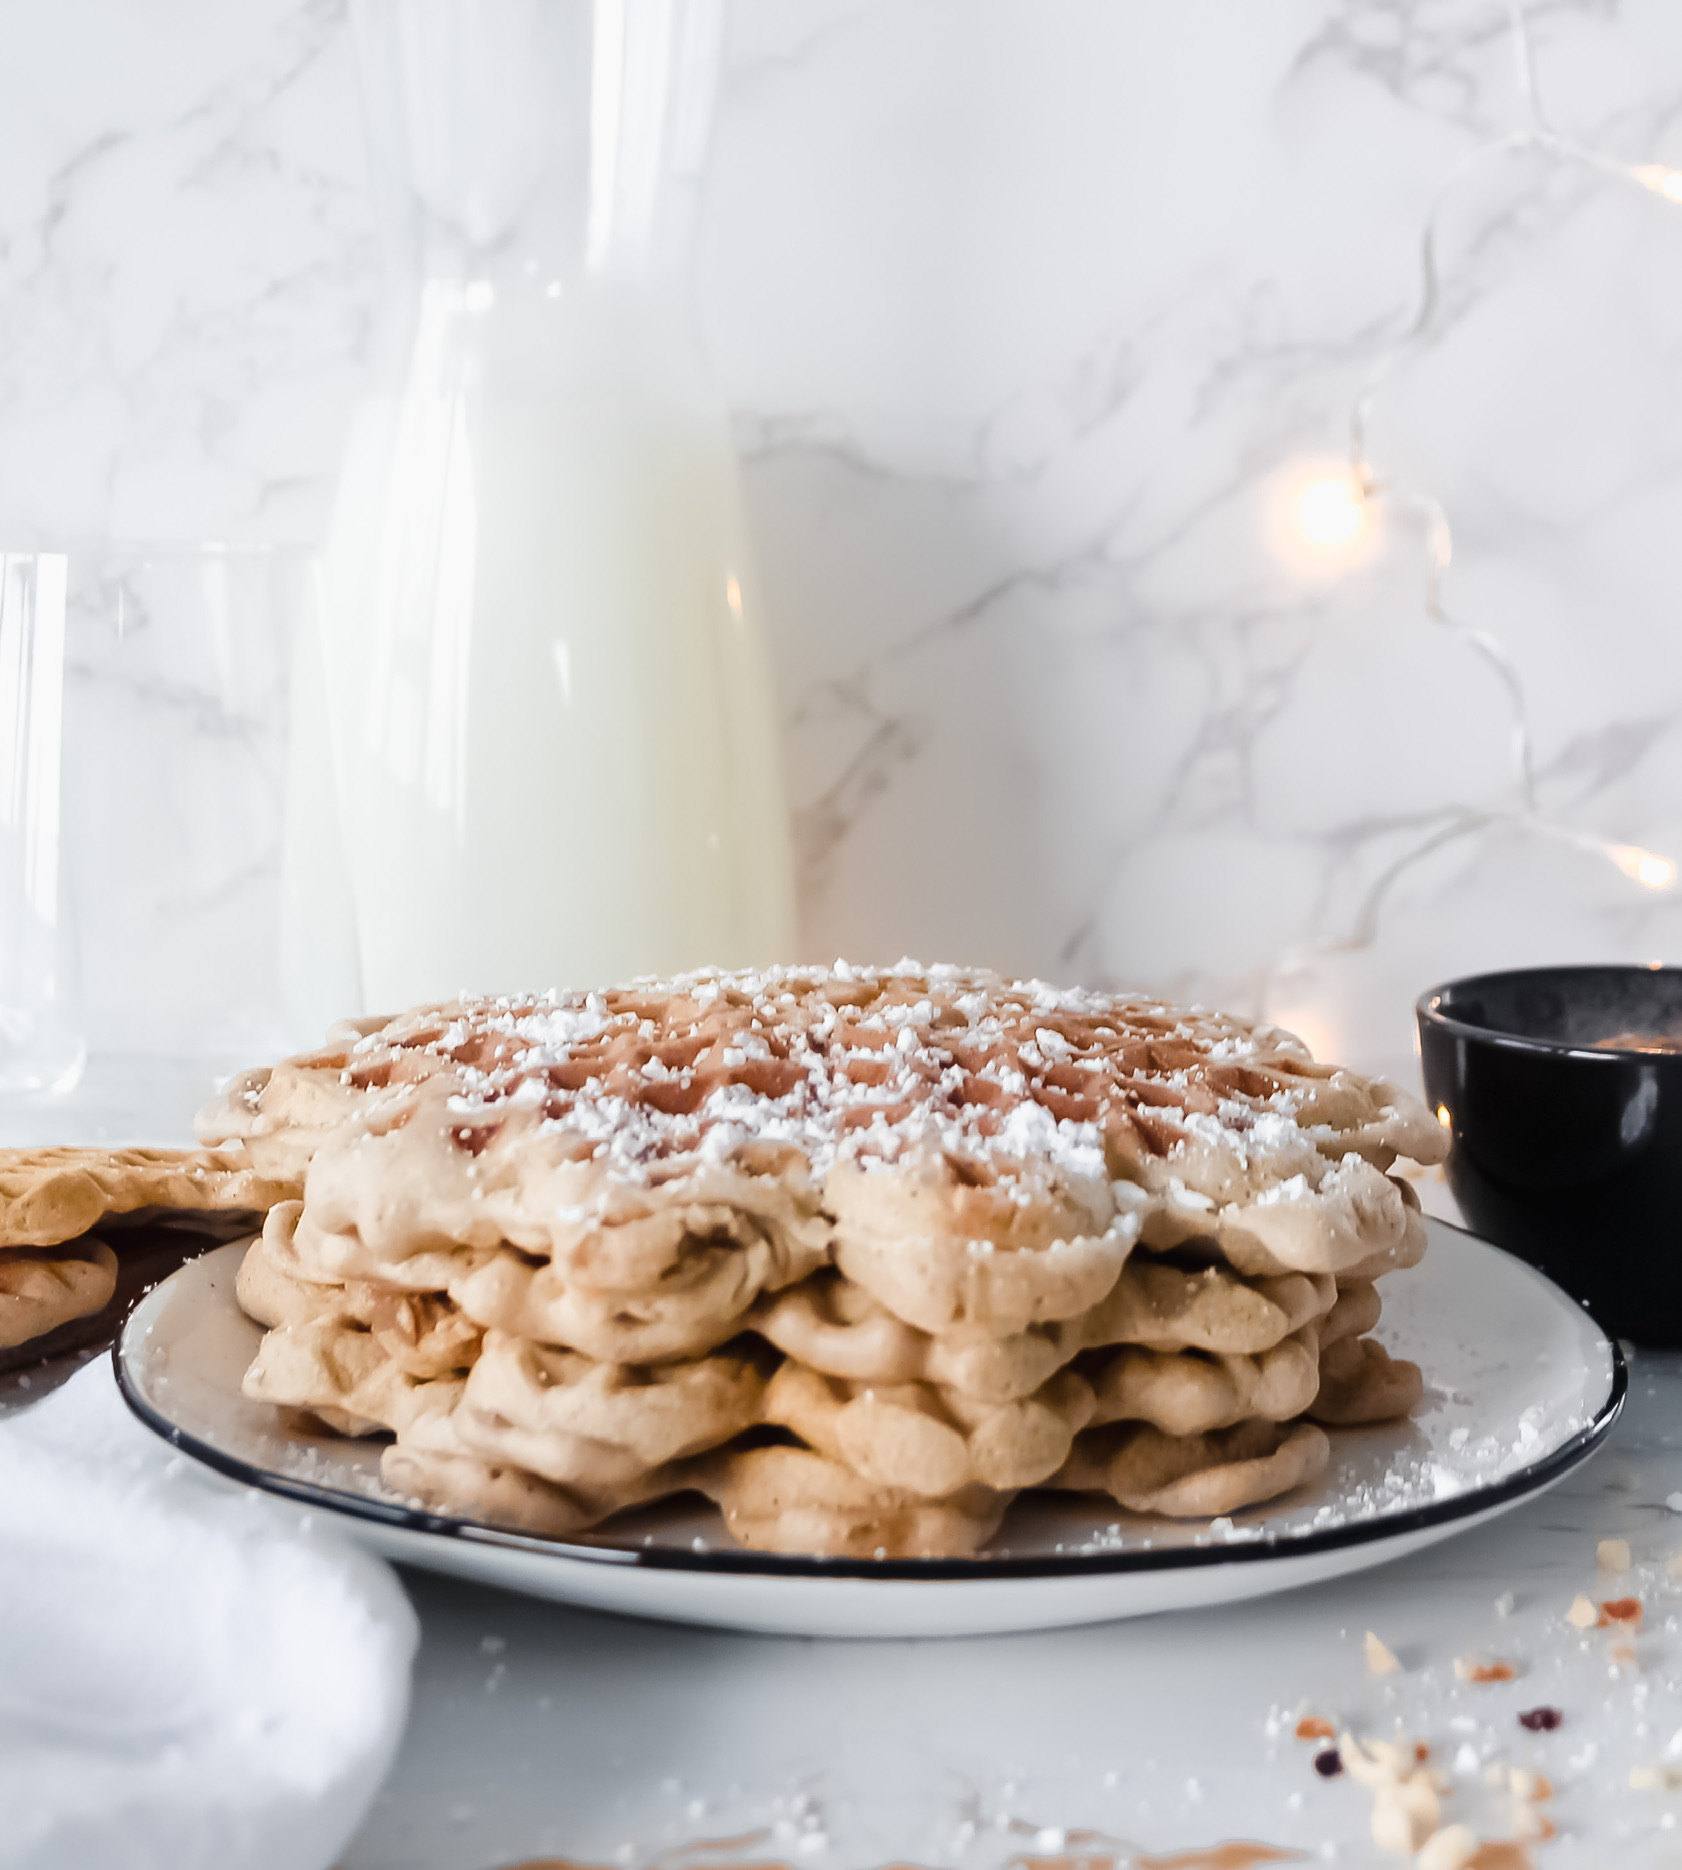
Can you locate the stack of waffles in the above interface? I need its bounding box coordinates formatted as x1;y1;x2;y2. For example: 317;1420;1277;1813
203;964;1448;1558
0;1147;291;1367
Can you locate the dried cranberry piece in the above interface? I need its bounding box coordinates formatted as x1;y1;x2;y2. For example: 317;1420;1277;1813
1518;1706;1563;1732
1313;1748;1343;1777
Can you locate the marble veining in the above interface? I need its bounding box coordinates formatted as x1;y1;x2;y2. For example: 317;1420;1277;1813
3;0;1682;1081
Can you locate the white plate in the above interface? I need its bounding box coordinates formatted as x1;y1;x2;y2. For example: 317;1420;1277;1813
116;1220;1621;1639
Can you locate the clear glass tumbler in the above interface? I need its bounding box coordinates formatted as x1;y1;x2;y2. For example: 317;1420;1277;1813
0;547;315;1137
0;554;83;1096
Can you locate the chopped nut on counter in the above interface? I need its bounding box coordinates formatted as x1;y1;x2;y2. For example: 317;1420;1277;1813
1454;1658;1517;1683
1598;1537;1632;1573
1566;1594;1598;1630
1512;1802;1556;1842
1340;1732;1441;1853
1365;1630;1401;1675
1416;1823;1479;1870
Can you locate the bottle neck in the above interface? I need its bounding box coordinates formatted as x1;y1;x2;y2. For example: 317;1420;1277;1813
351;0;722;294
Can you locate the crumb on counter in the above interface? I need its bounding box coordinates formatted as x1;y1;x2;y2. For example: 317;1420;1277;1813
1365;1629;1401;1675
1339;1730;1441;1851
1416;1822;1479;1870
1454;1658;1518;1683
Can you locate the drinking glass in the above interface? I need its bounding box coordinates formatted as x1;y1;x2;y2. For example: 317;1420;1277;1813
0;546;316;1138
0;554;82;1096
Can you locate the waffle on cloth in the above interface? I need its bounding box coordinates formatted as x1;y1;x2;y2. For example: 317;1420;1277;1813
0;1145;294;1364
208;963;1447;1557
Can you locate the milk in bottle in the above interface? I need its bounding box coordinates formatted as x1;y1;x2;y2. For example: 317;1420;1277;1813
292;0;794;1015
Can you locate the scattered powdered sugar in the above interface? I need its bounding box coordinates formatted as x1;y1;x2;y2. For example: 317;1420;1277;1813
1253;1174;1312;1208
333;962;1423;1203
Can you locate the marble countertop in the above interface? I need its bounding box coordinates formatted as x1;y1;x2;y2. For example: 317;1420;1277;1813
342;1354;1682;1869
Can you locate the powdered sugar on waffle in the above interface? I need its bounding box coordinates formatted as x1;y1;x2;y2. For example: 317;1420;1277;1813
334;961;1440;1203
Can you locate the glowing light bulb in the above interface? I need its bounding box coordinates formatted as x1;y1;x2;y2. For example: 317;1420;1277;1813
1635;164;1682;204
1435;1103;1452;1130
1608;843;1678;891
1293;472;1367;552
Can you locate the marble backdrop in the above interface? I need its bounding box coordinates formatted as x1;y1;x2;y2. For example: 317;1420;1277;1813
5;0;1682;1089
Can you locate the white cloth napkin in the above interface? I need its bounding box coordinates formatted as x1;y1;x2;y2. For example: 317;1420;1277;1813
0;1360;418;1870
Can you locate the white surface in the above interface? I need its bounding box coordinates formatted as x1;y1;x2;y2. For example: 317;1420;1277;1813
0;1360;418;1870
119;1220;1617;1637
343;1355;1682;1868
5;5;1682;1071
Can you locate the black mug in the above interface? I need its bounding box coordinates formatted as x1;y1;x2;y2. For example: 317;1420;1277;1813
1417;964;1682;1344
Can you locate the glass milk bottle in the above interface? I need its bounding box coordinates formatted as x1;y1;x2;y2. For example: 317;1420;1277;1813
302;0;795;1015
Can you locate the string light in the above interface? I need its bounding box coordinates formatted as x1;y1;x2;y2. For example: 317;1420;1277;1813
1635;164;1682;205
1607;844;1677;893
1292;471;1368;552
1272;0;1682;1012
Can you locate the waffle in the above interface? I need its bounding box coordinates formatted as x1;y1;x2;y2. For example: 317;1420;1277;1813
1056;1417;1333;1518
1083;1327;1323;1438
450;1228;807;1364
1078;1253;1338;1355
751;1253;1341;1407
761;1358;1096;1497
214;963;1446;1555
1320;1280;1382;1348
383;1385;730;1538
235;1203;340;1328
0;1142;295;1363
241;1311;465;1437
236;1204;482;1370
382;1443;607;1539
1310;1334;1424;1426
693;1444;1010;1559
755;1268;1094;1403
194;1015;399;1185
448;1329;768;1492
0;1241;119;1350
200;964;1443;1291
0;1144;293;1248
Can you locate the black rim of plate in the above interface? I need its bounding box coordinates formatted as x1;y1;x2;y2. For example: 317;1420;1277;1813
113;1231;1628;1584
